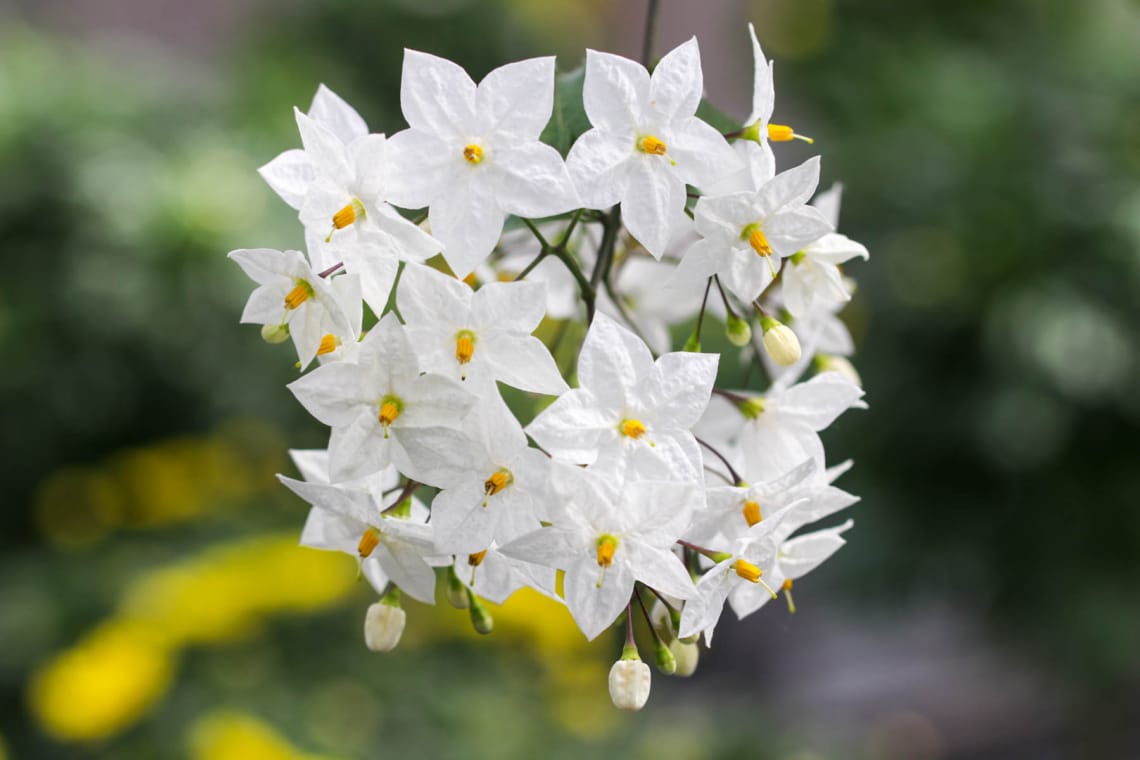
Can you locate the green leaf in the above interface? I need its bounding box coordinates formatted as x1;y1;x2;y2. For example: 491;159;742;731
696;98;741;134
540;66;589;157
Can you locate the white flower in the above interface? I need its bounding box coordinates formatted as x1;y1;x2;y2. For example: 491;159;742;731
396;397;551;555
229;247;356;368
526;312;717;484
258;85;442;313
287;313;476;482
451;544;557;606
396;262;567;397
385;51;579;277
781;183;869;317
671;156;833;303
499;464;697;641
278;462;439;603
566;39;739;258
686;458;817;545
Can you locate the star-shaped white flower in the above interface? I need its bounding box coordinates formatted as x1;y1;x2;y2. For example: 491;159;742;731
781;183;869;317
566;39;740;258
526;312;717;484
396;396;551;555
279;450;439;603
685;458;817;545
452;543;558;606
257;85;442;314
670;156;833;304
229;247;356;368
396;262;568;398
287;313;476;482
499;463;697;641
385;51;579;277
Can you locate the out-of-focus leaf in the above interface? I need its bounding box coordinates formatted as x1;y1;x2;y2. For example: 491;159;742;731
540;66;588;157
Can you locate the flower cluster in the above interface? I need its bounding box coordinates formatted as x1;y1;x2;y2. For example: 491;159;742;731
230;24;868;711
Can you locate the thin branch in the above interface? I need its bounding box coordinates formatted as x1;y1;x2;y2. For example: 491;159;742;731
696;437;743;486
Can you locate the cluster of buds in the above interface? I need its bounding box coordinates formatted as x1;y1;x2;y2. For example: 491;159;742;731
230;23;868;710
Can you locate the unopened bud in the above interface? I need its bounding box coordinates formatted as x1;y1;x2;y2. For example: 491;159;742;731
363;601;406;652
446;566;469;609
653;639;676;675
669;638;699;677
760;316;802;366
814;354;862;387
608;647;651;711
467;592;493;635
725;313;752;347
260;322;290;344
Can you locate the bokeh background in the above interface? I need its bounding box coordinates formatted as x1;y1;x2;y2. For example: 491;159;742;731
2;0;1138;757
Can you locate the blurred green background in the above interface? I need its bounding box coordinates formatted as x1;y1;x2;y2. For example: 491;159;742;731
2;0;1138;757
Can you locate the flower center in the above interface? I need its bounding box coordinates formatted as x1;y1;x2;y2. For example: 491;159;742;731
619;419;647;439
358;527;381;558
284;280;314;310
317;333;338;356
738;396;766;419
468;550;488;567
637;135;667;155
790;251;806;266
742;223;772;257
733;558;762;583
333;198;366;229
377;395;404;438
742;500;762;527
596;534;618;568
463;144;484;164
483;469;512;497
455;330;476;366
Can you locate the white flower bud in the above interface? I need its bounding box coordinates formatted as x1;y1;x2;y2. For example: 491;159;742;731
760;316;801;366
260;322;290;344
608;648;651;711
816;354;862;387
669;638;699;677
364;602;406;652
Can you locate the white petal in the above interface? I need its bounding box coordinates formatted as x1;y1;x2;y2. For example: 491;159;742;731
400;49;477;139
309;83;369;143
746;23;775;126
625;541;696;600
430;480;497;554
525;389;614;465
645;351;718;429
294;108;352;186
566;128;633;209
765;206;833;257
663;117;741;189
778;372;866;430
288;362;370;426
564;553;634;641
471;279;546;332
477;57;556;142
488;142;579;218
376;541;437;603
258;149;315;210
384;129;460;209
399;373;476;429
395;426;483;488
396;262;471;328
621;159;685;259
482;334;569;396
431;180;505;278
780;519;853;579
756;156;821;217
498;526;585;567
578;312;654;408
328;414;391;482
583;49;649;134
647;38;703;123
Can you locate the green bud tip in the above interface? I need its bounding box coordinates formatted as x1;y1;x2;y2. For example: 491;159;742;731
467;593;493;635
620;644;641;662
654;640;677;675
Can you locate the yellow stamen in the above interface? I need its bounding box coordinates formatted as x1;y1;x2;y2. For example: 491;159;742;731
742;500;762;527
767;124;814;144
733;558;762;583
596;534;618;568
747;226;772;257
462;272;479;288
379;401;400;427
638;135;667;155
284;281;313;310
619;419;647;439
317;333;338;356
455;330;475;366
782;578;796;614
358;527;380;558
468;550;488;567
332;204;357;230
483;470;511;497
463;144;484;164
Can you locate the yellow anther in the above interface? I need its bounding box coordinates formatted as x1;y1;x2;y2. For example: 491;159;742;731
358;527;380;558
620;419;647;439
317;333;338;356
284;281;313;310
462;272;479;288
781;578;793;592
746;225;773;257
596;534;618;568
463;144;484;164
378;401;401;427
468;550;488;567
332;204;356;230
742;500;762;527
483;470;511;497
455;330;476;365
767;124;814;144
733;558;762;583
638;135;668;155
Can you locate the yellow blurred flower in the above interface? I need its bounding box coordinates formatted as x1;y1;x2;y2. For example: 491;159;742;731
188;711;341;760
